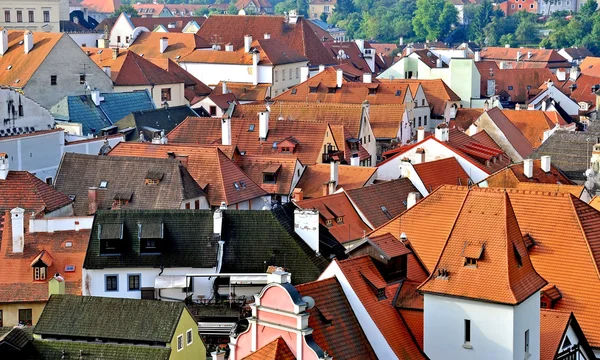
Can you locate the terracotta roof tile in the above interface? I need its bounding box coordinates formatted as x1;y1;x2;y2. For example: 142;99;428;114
483;107;537;157
128;32;210;60
413;157;471;192
484;159;575;188
237;155;298;196
589;196;600;211
368;233;411;258
556;74;600;112
211;82;270;102
150;58;212;97
242;337;295;360
296;164;376;199
394;280;423;310
322;41;387;74
81;0;121;13
0;171;72;214
450;108;484;131
580;56;600;76
128;17;206;33
480;47;572;69
475;63;558;102
501;109;563;149
399;309;423;350
471;129;502;151
107;142;265;207
540;310;571;360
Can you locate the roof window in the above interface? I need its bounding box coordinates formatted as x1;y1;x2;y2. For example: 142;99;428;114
99;223;123;255
145;171;164;185
99;180;108;188
514;244;522;267
233;182;240;190
98;50;103;54
462;242;485;268
309;86;318;93
6;65;11;70
395;90;401;96
381;205;392;219
291;88;297;95
248;124;255;132
65;265;75;272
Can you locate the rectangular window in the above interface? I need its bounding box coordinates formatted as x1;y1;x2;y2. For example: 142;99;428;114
464;319;471;343
43;10;49;22
19;309;32;326
161;88;171;101
0;310;2;327
79;74;85;85
28;10;34;22
274;70;278;82
50;75;57;86
185;202;190;209
34;266;46;280
525;329;530;353
324;5;330;12
117;36;121;43
128;274;140;291
289;68;292;80
105;275;118;291
422;99;425;106
16;10;22;22
45;177;52;185
424;115;428;126
209;105;217;116
418;116;422;127
177;334;183;351
296;67;299;79
186;329;193;345
4;11;10;22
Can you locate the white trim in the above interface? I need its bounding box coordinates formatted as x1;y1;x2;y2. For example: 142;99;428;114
177;334;184;351
186;328;193;345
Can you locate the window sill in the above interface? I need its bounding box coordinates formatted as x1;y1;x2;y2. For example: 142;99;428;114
462;343;473;349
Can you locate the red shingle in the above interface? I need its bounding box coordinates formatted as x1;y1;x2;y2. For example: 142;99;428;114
242;337;295;360
413;157;471;192
0;171;72;214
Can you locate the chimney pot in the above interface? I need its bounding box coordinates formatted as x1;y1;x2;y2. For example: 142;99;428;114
350;154;360;166
541;156;551;173
436;58;443;68
318;64;325;73
523;159;534;178
211;350;226;360
474;51;481;62
225;43;233;52
330;161;339;187
91;89;104;106
417;126;425;142
213;209;223;237
300;66;309;81
10;207;24;253
244;34;252;53
267;270;291;284
112;47;119;59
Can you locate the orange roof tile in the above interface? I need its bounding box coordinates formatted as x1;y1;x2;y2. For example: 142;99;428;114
556;74;600;112
237;156;298;196
211;82;270;102
368;233;411;258
513;182;584;198
500;109;561;149
482;107;536;157
81;0;121;13
580;57;600;76
128;32;210;60
295;164;376;199
0;212;89;303
242;337;296;360
399;309;424;350
589;196;600;211
413;157;471;192
471;129;502;151
150;58;212;97
107;142;266;206
540;310;572;360
484;159;574;188
0;171;72;214
480;47;572;69
475;63;558;102
450;108;484;131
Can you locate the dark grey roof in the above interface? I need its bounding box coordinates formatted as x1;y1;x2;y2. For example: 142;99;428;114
0;327;32;350
531;124;600;181
84;210;218;269
31;340;170;360
54;153;205;215
113;106;199;142
34;295;183;344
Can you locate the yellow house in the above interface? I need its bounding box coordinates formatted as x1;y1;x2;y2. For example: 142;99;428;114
309;0;336;20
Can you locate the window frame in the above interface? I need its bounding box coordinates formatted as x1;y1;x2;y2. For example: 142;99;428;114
4;10;9;23
464;319;471;344
105;274;118;292
186;329;193;345
28;10;34;22
209;105;217;116
43;10;49;23
525;329;530;354
127;274;141;291
177;334;184;351
16;10;22;23
50;75;57;86
34;265;47;281
19;309;32;326
161;88;172;102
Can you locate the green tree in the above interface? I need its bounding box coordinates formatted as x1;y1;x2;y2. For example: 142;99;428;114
274;0;296;14
412;0;457;41
297;0;309;16
320;12;328;22
499;33;517;47
113;4;139;17
580;0;598;17
469;0;494;44
515;19;538;45
227;3;238;14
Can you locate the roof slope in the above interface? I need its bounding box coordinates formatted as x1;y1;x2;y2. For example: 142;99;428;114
296;164;376;199
84;209;217;269
413;157;471;192
296;277;378;359
540;310;571;360
32;340;170;360
237;156;298;196
35;295;183;343
483;159;574;188
113;105;198;141
484;107;537;158
419;190;547;304
54;153;204;215
81;0;121;13
242;337;295;360
0;171;72;213
128;32;210;60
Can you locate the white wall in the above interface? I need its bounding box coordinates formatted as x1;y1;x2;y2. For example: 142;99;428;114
180;62;257;87
109;13;135;47
29;216;93;232
68;33;102;47
513;292;540;360
63;135;124;155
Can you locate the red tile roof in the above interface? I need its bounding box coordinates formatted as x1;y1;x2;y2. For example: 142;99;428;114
128;32;211;60
480;47;572;69
399;309;423;350
333;256;425;359
412;157;471;192
295;277;378;359
449;108;484;131
237;155;298;196
0;212;89;303
483;107;537;157
556;74;600;112
471;129;502;151
81;0;121;13
149;58;212;97
107;142;266;206
484;159;574;188
0;171;72;215
580;57;600;76
540;310;571;360
368;233;411;258
296;164;376;199
242;337;295;360
210;82;271;102
130;16;206;32
322;41;387;74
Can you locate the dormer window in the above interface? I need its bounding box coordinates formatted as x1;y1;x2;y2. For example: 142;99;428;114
34;265;47;280
325;219;333;227
462;242;485;268
464;257;477;267
336;216;343;224
139;223;164;253
327;87;336;94
309;86;318;93
145;171;163;185
262;164;280;184
514;244;523;267
368;88;377;95
99;223;124;255
30;250;52;281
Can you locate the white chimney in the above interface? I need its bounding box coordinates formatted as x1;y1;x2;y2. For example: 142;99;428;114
570;66;580;81
413;148;425;164
336;68;343;88
263;33;271;39
91;89;104;106
300;66;309;81
541;155;551;173
355;39;365;53
436;58;443;68
244;34;252;53
468;123;478;136
225;43;233;52
556;68;566;81
319;64;325;73
350;155;360;166
0;153;8;180
267;270;291;284
211;350;226;360
259;110;269;140
406;192;421;209
329;161;339;194
399;36;404;46
406;46;413;56
252;51;259;86
221;117;231;145
505;44;510;48
474;51;480;62
11;207;24;253
222;81;228;94
159;37;168;54
23;31;33;54
294;209;319;253
435;124;449;142
516;50;522;61
0;28;8;56
523;159;534;178
363;73;372;83
103;66;111;77
213;209;223;237
527;51;532;59
417;126;425;142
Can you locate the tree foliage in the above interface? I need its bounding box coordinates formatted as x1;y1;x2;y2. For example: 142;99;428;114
412;0;457;41
113;4;140;17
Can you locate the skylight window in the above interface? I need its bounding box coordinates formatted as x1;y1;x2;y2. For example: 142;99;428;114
291;88;297;95
395;90;401;96
98;50;103;54
6;65;11;70
18;40;23;45
14;79;19;84
65;265;75;272
381;206;392;219
233;182;240;190
239;180;246;189
248;124;255;132
99;180;108;188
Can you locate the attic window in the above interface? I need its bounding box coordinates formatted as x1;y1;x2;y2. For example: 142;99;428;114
291;88;297;95
65;241;73;248
145;171;164;185
138;223;164;253
395;90;401;96
248;124;255;132
327;87;336;94
99;180;108;188
99;223;124;255
336;216;343;224
465;257;477;267
508;86;514;90
65;265;75;272
68;194;76;201
234;182;240;190
368;88;377;95
98;50;103;54
514;245;523;267
381;206;392;219
462;242;485;268
325;219;333;227
309;86;318;93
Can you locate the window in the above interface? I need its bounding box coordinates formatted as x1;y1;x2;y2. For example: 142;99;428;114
309;86;318;93
65;265;75;272
465;257;477;267
34;266;47;280
518;4;522;8
16;10;22;22
336;216;343;223
194;199;200;209
18;104;23;116
186;329;193;345
177;334;184;351
566;0;570;5
525;329;530;354
19;309;32;326
4;10;9;22
296;67;299;79
530;3;534;8
43;10;49;22
185;202;191;209
274;70;278;82
45;177;52;185
422;99;425;106
291;88;297;94
99;180;108;188
424;115;428;126
324;5;330;12
80;74;85;84
325;219;333;227
511;3;515;8
128;274;140;291
263;173;276;183
508;85;513;90
50;75;57;86
105;275;118;291
464;319;471;343
288;68;291;80
327;87;336;94
418;117;422;127
161;88;171;101
117;36;121;43
0;310;2;327
28;10;34;22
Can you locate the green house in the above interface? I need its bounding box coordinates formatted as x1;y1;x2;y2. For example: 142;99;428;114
31;295;206;360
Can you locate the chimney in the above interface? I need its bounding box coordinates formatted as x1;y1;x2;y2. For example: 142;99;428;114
417;126;425;142
319;64;325;73
10;207;24;253
221;117;231;145
406;192;421;209
434;124;449;142
556;68;566;81
103;66;111;78
413;148;425;164
527;51;532;59
330;160;339;190
541;155;551;173
436;58;443;68
213;209;223;237
294;209;319;253
474;51;480;62
570;66;580;81
222;81;228;94
48;273;65;296
322;182;329;197
399;36;404;46
468;123;478;136
0;152;8;180
87;187;106;215
159;37;168;54
211;350;226;360
112;47;119;60
363;73;372;83
264;33;271;39
300;66;309;81
505;44;510;48
292;188;304;201
0;28;7;55
516;50;521;61
91;89;104;106
252;51;259;86
350;154;360;166
355;39;365;53
244;34;252;53
523;159;534;178
225;43;233;52
336;68;343;88
23;31;33;54
259;110;269;140
405;46;413;56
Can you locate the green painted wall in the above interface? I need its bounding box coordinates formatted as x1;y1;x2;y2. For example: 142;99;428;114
169;308;206;360
449;59;480;107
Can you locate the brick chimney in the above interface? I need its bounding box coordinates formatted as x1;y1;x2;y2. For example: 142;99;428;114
292;188;304;202
88;187;106;215
112;47;119;60
10;207;24;253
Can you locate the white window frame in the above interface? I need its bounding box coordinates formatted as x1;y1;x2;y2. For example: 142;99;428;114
186;329;193;345
177;334;184;351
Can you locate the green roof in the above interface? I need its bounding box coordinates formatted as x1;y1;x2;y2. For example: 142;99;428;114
31;339;170;360
34;295;184;343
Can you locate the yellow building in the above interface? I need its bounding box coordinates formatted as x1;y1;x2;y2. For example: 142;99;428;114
0;0;69;32
309;0;336;20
